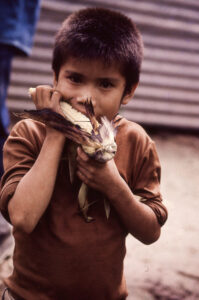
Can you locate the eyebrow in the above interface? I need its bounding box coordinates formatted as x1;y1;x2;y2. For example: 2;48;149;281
65;70;84;78
64;70;120;83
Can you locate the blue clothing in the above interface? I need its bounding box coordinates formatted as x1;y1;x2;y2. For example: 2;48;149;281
0;47;12;232
0;0;41;172
0;0;41;56
0;45;14;139
0;0;41;235
0;0;41;138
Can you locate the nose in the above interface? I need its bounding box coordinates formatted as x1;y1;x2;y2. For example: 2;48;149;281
68;83;99;116
76;87;97;108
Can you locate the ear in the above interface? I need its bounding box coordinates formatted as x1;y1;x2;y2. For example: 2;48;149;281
121;82;139;105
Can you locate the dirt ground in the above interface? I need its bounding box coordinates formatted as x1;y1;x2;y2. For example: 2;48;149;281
0;131;199;299
125;131;199;300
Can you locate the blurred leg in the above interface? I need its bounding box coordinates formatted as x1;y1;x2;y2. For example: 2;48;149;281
0;135;7;178
0;212;13;262
0;44;14;176
0;44;15;258
0;213;11;235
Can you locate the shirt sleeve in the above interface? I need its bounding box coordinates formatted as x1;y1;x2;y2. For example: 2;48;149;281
132;140;168;226
0;120;40;223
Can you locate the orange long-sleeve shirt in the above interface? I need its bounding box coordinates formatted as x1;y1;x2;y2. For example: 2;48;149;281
0;117;167;300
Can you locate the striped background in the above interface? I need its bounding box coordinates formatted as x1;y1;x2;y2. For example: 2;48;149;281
7;0;199;130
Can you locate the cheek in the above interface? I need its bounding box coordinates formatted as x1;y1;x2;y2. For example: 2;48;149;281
98;100;119;119
55;81;77;99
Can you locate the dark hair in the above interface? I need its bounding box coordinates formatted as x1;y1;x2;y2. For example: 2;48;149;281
52;7;143;94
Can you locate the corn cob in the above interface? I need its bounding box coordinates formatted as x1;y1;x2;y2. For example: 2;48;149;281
16;88;119;222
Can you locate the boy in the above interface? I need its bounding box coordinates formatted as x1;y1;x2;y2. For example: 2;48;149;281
0;7;167;300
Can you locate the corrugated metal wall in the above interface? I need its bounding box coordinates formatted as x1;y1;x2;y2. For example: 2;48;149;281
7;0;199;130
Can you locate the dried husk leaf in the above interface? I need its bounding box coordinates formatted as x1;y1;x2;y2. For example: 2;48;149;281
78;183;94;222
104;198;111;219
15;90;118;222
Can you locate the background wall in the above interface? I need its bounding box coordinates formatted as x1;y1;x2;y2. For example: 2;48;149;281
7;0;199;130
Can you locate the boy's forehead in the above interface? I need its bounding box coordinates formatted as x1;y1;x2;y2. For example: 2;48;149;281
61;56;123;78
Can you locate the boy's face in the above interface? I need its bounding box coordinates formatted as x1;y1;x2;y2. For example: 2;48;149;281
54;57;135;120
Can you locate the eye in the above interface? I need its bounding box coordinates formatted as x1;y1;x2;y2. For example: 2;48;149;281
67;74;82;84
99;79;114;89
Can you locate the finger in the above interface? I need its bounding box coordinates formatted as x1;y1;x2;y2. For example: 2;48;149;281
41;87;54;108
77;154;102;172
33;87;43;109
51;90;62;112
77;147;89;162
77;161;97;184
77;157;94;175
77;164;88;177
76;158;88;170
35;85;52;109
76;169;89;185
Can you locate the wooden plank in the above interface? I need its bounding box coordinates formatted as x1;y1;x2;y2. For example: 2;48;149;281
12;59;52;74
140;73;199;91
42;0;85;13
10;73;53;86
158;0;199;9
85;0;199;22
41;0;199;35
144;48;199;65
36;20;60;33
121;109;199;129
7;99;34;111
142;60;199;78
134;87;199;104
127;99;199;116
142;34;199;52
31;47;52;61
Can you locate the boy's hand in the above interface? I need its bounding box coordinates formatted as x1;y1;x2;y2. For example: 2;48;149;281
76;147;122;198
30;85;63;115
30;85;65;138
